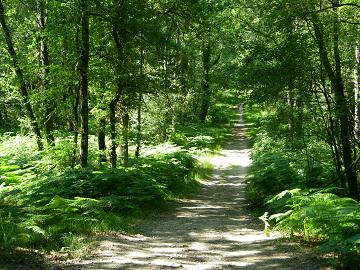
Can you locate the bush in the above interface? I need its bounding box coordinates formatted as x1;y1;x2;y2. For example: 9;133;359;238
246;152;300;206
0;135;39;166
266;189;360;268
0;149;199;251
134;150;198;196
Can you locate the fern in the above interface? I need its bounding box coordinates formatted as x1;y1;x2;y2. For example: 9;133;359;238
267;189;360;265
0;147;200;251
25;225;46;236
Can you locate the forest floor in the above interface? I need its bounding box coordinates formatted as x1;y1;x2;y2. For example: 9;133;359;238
59;106;330;270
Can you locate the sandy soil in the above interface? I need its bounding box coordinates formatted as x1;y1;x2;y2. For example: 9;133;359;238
62;106;328;270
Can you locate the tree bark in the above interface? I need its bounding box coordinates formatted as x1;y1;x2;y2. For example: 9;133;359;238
135;92;142;158
36;0;54;146
79;0;90;168
0;0;43;150
121;103;129;167
200;41;211;123
312;11;359;199
98;117;106;163
135;49;144;158
355;30;360;139
322;83;345;187
287;89;294;130
109;26;125;169
71;85;80;168
162;44;170;140
109;91;121;169
332;9;358;200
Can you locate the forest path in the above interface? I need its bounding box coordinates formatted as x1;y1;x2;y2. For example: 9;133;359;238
67;105;324;270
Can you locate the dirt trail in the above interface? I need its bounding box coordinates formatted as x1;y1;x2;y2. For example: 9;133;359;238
67;105;325;270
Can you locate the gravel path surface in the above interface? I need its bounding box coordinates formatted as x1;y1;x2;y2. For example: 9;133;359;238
64;106;327;270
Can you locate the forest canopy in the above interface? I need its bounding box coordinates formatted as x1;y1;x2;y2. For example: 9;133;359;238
0;0;359;268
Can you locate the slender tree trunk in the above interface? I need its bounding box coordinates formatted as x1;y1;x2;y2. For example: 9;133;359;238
98;117;106;163
0;0;43;150
287;89;294;130
323;85;345;187
71;85;80;167
332;10;358;200
295;93;304;135
355;31;360;139
37;0;54;146
121;104;129;167
313;11;359;199
109;102;117;169
97;88;107;164
109;91;121;169
162;94;172;141
200;41;211;123
162;45;170;140
135;49;144;158
79;0;90;168
320;62;345;187
135;92;142;158
171;107;176;134
110;26;125;169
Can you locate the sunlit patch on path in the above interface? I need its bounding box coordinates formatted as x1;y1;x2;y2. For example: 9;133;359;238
66;105;324;270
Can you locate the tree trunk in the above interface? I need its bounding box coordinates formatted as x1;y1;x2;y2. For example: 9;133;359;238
287;89;294;130
109;26;125;169
332;10;358;200
36;0;54;146
135;92;142;158
312;12;359;199
355;31;360;140
0;0;43;150
98;117;106;163
135;49;144;158
200;41;211;123
322;84;345;187
79;0;90;168
121;105;129;167
109;91;121;169
71;85;80;167
162;44;170;140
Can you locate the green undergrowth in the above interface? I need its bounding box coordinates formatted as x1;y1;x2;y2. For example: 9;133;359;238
266;189;360;268
243;104;360;268
170;91;240;152
0;95;239;258
170;124;233;152
0;141;210;257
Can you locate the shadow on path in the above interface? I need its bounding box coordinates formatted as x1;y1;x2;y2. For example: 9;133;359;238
66;105;326;270
0;249;61;270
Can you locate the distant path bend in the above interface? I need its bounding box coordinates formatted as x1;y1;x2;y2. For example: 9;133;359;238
68;104;325;270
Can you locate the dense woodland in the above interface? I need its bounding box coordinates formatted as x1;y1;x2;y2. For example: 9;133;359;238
0;0;359;268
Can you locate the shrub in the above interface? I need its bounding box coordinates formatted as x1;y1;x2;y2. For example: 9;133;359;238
266;189;360;268
135;150;198;196
246;152;300;206
0;149;200;251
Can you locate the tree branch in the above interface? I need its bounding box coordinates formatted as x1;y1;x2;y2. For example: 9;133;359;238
310;3;360;14
340;19;360;25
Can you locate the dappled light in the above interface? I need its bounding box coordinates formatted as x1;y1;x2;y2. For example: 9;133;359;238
211;148;252;169
65;110;321;270
1;0;358;267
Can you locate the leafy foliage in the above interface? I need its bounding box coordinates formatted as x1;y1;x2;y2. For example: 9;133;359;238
267;189;360;268
0;144;200;251
246;152;300;206
0;83;238;255
245;104;360;268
